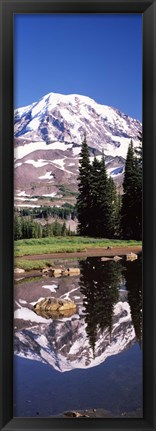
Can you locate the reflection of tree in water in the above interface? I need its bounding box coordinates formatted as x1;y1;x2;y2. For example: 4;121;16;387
124;256;142;345
79;258;122;354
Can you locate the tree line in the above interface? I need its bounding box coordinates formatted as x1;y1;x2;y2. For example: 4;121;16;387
14;216;74;240
77;134;142;240
14;134;142;241
15;203;77;221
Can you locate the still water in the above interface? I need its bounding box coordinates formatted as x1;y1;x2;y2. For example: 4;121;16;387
14;256;142;417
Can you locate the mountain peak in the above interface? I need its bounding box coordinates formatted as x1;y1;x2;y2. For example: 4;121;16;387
14;91;142;206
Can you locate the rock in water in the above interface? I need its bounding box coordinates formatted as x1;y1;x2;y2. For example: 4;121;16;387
33;297;76;319
126;252;138;261
113;255;122;261
63;268;80;276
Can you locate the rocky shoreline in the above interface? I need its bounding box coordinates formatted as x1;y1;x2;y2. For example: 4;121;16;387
16;245;142;261
14;247;141;280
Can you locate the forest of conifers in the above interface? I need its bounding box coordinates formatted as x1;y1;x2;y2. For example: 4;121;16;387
77;135;142;240
14;135;142;241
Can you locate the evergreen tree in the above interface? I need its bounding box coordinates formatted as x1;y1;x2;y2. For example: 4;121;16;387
77;142;120;239
121;140;142;240
77;134;91;235
36;223;42;238
53;220;61;236
21;217;26;239
67;225;70;236
46;223;53;237
14;215;22;240
105;177;118;238
89;156;102;236
61;221;67;236
133;156;142;239
29;216;37;238
96;151;108;237
90;152;118;238
114;192;122;238
134;132;142;239
135;131;142;167
42;224;47;238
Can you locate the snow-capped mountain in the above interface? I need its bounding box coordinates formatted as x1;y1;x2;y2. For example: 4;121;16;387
14;92;142;207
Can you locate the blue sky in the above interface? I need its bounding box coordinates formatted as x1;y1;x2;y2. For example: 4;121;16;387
14;14;142;121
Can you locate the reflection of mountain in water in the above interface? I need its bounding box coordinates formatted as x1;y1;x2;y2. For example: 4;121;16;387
14;301;135;372
14;258;142;372
124;257;142;345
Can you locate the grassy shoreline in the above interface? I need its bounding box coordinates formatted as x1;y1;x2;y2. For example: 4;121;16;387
14;236;142;271
14;236;142;257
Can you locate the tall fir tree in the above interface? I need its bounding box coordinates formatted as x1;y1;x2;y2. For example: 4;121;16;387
77;133;91;235
135;131;142;167
97;151;109;237
14;215;22;240
121;139;142;240
105;177;118;238
89;156;103;236
77;141;120;238
114;192;122;238
133;156;142;239
61;221;67;236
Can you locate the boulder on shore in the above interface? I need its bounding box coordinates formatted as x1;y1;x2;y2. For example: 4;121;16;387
14;268;25;274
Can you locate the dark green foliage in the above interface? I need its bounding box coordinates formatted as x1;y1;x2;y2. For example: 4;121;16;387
121;140;142;240
16;204;77;221
88;152;108;237
97;151;109;237
58;185;78;197
15;136;142;241
113;192;122;238
79;257;121;354
14;215;22;240
105;177;119;238
77;134;92;235
14;215;69;240
52;220;62;236
61;221;67;236
89;156;103;236
77;138;120;238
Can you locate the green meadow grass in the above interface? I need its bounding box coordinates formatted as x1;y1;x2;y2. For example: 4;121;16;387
14;259;55;271
14;236;142;258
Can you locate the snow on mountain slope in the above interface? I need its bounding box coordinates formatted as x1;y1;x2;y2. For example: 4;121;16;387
14;92;142;205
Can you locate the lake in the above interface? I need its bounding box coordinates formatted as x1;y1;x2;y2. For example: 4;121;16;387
14;255;142;417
